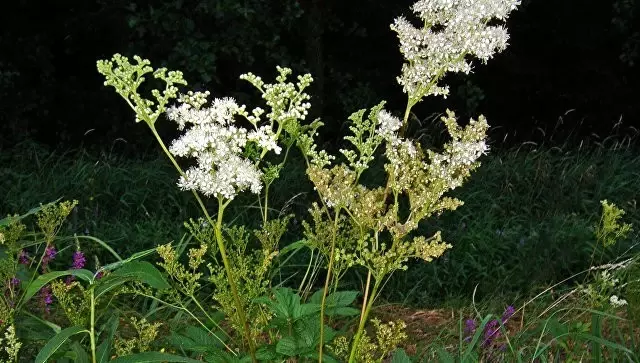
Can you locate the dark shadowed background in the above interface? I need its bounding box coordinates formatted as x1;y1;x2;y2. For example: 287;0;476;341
1;0;639;153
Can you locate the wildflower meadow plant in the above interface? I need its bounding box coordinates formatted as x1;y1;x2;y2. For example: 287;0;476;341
95;0;520;362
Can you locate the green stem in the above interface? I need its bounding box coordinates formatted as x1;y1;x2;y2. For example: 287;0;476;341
298;249;315;294
348;279;381;363
214;198;257;362
90;288;97;363
318;210;341;362
148;125;256;362
263;183;270;225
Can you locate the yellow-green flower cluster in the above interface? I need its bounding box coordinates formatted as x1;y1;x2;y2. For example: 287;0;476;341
0;324;21;363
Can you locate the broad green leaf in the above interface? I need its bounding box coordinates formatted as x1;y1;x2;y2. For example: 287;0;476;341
205;351;253;363
23;269;95;303
111;261;170;290
110;352;201;363
275;336;299;356
100;247;158;272
391;348;412;363
278;239;309;255
70;341;90;363
326;291;359;306
326;306;360;317
94;276;130;299
255;345;278;361
35;326;89;363
183;325;226;346
303;351;340;363
96;312;120;363
309;289;359;306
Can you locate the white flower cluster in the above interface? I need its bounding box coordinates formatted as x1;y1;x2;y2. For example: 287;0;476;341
167;93;279;200
609;295;628;307
391;0;520;100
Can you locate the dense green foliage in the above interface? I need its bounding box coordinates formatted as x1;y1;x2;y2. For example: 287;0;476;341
3;141;638;305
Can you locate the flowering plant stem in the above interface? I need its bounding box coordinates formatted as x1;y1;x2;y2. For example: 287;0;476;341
89;287;97;363
318;209;341;362
149;124;257;361
348;279;381;363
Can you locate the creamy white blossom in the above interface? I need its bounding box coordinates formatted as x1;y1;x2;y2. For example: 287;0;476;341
376;110;403;141
166;95;268;200
248;125;282;154
391;0;520;101
609;295;628;307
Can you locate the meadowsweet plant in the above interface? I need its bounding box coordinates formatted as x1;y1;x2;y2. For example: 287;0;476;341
580;200;634;310
97;0;520;361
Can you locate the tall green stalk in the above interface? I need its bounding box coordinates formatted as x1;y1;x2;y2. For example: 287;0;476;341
318;210;341;362
149;125;257;362
214;198;257;360
89;288;97;363
348;279;381;363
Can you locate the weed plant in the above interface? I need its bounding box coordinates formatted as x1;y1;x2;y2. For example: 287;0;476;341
1;0;639;362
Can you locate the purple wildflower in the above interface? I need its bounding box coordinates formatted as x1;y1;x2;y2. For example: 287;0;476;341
9;277;19;287
502;305;515;323
71;251;86;269
40;285;53;313
464;318;477;341
41;245;57;271
483;319;500;347
18;250;30;265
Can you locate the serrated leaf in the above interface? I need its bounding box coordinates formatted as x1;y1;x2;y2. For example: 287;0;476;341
391;348;412;363
35;326;89;363
275;336;299;356
110;352;202;363
309;289;359;307
326;306;360;317
326;291;359;306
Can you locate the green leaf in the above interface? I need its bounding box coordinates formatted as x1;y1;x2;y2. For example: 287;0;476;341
391;348;412;363
111;261;170;290
275;336;299;356
278;239;309;256
309;289;359;306
23;270;95;303
96;312;120;363
100;247;158;272
35;326;89;363
110;352;202;363
94;276;129;299
255;345;279;361
326;291;359;306
326;306;360;317
70;342;90;363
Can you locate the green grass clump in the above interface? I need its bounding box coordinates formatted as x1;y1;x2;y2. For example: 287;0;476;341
2;140;639;305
